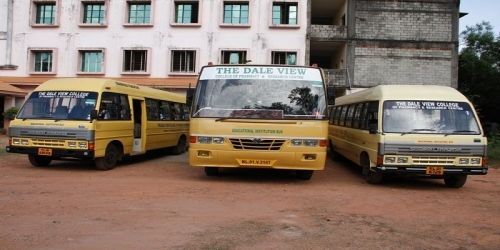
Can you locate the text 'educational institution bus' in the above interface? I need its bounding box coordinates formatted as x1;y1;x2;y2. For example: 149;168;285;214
328;85;488;188
189;65;333;180
6;78;189;170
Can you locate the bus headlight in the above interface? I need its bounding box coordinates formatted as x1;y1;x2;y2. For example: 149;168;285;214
470;158;481;165
291;139;302;146
212;137;225;144
385;156;396;164
79;142;88;149
68;141;77;148
304;139;319;147
459;158;469;164
21;139;29;145
12;138;20;145
198;136;213;144
397;157;409;164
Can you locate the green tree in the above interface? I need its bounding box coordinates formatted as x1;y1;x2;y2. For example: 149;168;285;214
459;21;500;126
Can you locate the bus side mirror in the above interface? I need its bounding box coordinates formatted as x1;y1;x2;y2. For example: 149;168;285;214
368;119;378;134
90;110;98;121
327;86;335;106
186;88;195;107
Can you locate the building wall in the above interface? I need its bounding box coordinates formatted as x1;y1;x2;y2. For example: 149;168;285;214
0;0;8;66
5;0;308;78
351;0;459;87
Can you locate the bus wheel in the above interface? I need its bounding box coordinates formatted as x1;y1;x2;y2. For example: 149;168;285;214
95;144;119;171
204;167;219;176
172;136;187;155
444;175;467;188
361;155;383;184
296;170;314;180
28;155;52;167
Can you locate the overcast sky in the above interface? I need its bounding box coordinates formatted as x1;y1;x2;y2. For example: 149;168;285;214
459;0;500;35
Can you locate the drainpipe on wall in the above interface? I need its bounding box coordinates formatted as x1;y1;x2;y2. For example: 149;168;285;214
3;0;16;69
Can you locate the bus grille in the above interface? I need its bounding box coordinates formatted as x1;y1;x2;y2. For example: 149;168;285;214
229;138;285;151
31;139;66;147
412;156;455;165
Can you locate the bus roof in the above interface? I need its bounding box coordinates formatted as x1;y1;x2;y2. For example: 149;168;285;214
335;85;469;105
34;78;186;103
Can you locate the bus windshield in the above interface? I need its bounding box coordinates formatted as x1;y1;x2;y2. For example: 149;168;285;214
17;91;98;121
192;66;327;120
383;100;480;135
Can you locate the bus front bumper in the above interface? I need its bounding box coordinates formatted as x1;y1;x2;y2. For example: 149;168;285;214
374;165;488;175
6;146;94;159
189;149;326;170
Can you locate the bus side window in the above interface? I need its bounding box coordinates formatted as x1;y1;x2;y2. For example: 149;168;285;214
359;102;369;130
353;103;364;129
339;105;349;127
333;106;341;125
329;106;336;124
99;93;130;120
160;101;171;120
345;104;356;128
146;99;160;120
363;101;379;130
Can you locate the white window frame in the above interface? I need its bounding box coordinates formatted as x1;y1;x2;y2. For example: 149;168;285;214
121;48;151;75
170;0;202;27
269;0;300;29
28;48;57;75
169;49;199;75
124;0;154;27
219;49;250;65
220;0;252;28
30;0;60;27
77;48;106;75
270;50;299;65
79;0;109;27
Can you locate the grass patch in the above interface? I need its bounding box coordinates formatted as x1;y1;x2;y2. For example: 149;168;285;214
488;136;500;168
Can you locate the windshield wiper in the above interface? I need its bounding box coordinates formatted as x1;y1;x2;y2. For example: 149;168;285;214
401;129;436;135
215;117;230;122
444;130;477;136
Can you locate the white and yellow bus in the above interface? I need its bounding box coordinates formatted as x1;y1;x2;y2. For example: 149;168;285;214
189;65;333;180
328;85;488;188
6;78;189;170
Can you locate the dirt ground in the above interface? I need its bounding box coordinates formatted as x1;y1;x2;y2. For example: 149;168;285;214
1;136;499;250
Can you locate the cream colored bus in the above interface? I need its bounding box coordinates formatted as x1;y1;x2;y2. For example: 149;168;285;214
328;85;488;188
6;78;189;170
189;65;332;180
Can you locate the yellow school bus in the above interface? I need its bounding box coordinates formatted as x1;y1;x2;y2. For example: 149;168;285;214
6;78;189;170
328;85;488;188
189;65;332;180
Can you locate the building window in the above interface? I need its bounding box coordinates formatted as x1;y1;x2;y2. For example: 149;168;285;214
174;1;199;24
171;50;196;73
82;2;106;24
123;49;148;73
272;51;297;65
31;50;54;73
221;50;247;64
223;2;249;24
272;2;297;25
79;50;104;73
34;2;56;24
127;1;151;24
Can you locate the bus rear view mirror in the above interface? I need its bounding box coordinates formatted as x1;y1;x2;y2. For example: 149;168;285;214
368;119;378;134
327;86;336;106
186;88;195;107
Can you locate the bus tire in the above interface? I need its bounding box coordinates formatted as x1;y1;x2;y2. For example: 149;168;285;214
361;154;383;184
172;136;187;155
296;170;314;180
95;144;120;171
28;154;52;167
204;167;219;176
444;175;467;188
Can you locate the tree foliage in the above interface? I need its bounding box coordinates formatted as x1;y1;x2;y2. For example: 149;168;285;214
459;22;500;126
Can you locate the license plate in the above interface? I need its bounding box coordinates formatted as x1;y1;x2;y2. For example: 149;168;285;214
38;148;53;156
239;159;273;167
426;166;444;175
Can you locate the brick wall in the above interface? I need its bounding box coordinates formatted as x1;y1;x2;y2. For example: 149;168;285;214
351;0;458;87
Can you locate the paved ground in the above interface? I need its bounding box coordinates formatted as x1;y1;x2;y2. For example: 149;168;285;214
0;136;499;250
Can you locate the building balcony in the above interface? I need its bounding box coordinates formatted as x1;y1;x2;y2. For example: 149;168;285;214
323;68;348;87
310;25;347;41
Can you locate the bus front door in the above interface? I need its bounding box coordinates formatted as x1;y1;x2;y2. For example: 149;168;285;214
132;99;145;154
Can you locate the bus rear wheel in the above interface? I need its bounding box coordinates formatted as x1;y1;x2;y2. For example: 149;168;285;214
171;136;187;155
361;154;383;184
95;144;120;171
28;155;52;167
296;170;314;180
444;175;467;188
204;167;219;176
